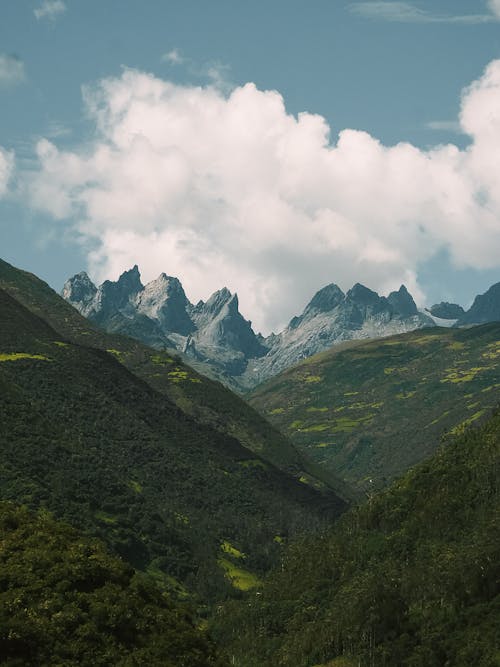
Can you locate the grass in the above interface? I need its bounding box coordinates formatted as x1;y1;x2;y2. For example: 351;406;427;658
221;540;245;559
128;480;143;493
0;352;50;362
218;558;261;591
249;322;500;490
94;511;117;524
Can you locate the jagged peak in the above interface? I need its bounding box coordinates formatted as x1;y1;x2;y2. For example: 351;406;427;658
205;287;234;312
346;283;380;303
307;283;345;312
387;284;418;317
144;272;186;296
62;271;97;303
99;265;143;296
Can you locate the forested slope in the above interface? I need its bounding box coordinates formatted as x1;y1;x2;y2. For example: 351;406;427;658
0;287;345;606
215;408;500;666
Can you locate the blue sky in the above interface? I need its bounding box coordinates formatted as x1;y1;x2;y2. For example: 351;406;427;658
1;0;500;333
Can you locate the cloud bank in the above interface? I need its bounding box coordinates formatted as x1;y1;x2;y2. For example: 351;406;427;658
27;61;500;334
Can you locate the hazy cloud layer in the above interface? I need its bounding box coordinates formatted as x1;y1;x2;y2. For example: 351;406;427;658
34;0;66;21
426;120;462;132
0;148;14;197
26;61;500;333
0;54;25;87
349;1;496;24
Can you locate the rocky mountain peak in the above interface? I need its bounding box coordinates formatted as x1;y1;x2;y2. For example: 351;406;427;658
307;283;345;313
202;287;234;315
136;272;194;336
288;283;345;330
98;265;144;313
62;271;97;305
458;282;500;325
387;285;418;318
346;283;381;306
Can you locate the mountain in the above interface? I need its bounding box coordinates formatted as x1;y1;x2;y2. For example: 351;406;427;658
457;281;500;326
214;405;500;666
63;269;437;390
63;268;267;381
0;502;225;666
244;283;434;386
248;323;500;492
0;259;347;607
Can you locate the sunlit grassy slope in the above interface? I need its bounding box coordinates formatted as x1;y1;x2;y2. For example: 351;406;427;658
248;325;500;491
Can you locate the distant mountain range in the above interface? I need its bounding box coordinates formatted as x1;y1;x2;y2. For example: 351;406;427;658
63;268;500;390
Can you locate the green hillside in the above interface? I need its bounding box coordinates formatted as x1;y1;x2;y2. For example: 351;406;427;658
214;407;500;666
248;325;500;490
0;502;225;666
0;286;345;607
0;257;345;496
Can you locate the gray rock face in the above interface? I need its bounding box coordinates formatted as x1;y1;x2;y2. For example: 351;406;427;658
457;283;500;325
63;268;500;391
137;273;195;336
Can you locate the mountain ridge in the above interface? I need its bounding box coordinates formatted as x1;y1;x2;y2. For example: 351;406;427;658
63;267;500;391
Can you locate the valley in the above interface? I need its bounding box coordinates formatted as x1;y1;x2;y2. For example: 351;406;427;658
0;256;498;665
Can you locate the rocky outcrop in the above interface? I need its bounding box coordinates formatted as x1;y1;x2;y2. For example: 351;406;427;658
429;302;465;320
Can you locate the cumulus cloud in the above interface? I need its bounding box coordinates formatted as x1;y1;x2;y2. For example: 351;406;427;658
26;62;500;333
0;148;14;197
34;0;66;21
0;54;25;87
349;1;495;24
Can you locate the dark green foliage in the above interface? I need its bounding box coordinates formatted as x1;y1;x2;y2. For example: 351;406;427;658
249;326;500;491
213;410;500;666
0;287;345;606
0;257;335;491
0;502;226;666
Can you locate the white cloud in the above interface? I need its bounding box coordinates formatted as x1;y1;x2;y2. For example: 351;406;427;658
0;54;25;87
0;148;14;197
34;0;66;21
349;1;495;24
26;62;500;334
161;49;184;65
